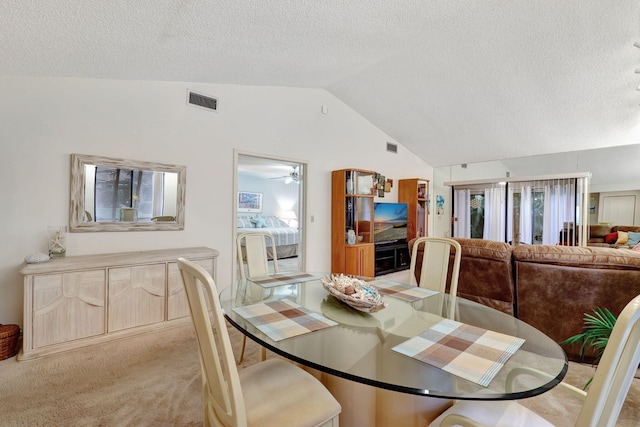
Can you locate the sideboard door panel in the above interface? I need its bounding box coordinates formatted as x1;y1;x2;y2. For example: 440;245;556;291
108;264;166;332
32;270;106;348
167;258;214;320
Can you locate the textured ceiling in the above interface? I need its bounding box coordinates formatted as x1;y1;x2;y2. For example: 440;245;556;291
2;1;640;167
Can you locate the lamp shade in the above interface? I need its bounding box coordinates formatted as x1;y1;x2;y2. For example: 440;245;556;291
278;210;298;227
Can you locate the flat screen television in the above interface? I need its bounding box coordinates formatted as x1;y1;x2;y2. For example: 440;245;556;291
373;202;408;245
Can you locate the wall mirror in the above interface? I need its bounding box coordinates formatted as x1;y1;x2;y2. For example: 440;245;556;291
70;154;186;232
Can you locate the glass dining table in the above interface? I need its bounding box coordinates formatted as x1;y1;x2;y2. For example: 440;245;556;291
219;273;568;427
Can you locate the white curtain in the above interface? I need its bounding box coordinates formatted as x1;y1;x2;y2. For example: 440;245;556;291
506;187;514;244
483;186;506;241
543;180;575;244
152;172;165;216
453;189;470;238
519;186;533;244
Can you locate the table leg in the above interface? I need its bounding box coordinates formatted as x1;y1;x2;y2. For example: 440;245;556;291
300;366;451;427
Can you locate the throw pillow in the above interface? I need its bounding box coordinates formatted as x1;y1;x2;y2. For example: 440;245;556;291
604;232;618;244
627;231;640;247
237;217;254;228
634;242;640;251
250;215;267;228
616;231;629;245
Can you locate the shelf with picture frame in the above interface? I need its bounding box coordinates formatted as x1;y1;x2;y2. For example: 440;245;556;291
331;168;376;277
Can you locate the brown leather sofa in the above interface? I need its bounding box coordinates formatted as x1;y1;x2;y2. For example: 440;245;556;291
587;224;640;248
408;238;640;362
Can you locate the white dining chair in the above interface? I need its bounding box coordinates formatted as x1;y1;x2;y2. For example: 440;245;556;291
429;293;640;427
235;231;278;363
236;231;279;278
177;257;341;427
408;237;461;319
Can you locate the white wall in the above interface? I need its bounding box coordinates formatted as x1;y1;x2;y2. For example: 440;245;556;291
0;75;434;326
237;173;299;218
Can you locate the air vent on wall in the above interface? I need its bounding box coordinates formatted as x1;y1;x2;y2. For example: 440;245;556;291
386;142;398;154
187;90;218;112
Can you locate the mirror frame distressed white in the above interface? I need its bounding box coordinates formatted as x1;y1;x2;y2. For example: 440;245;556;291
70;153;186;232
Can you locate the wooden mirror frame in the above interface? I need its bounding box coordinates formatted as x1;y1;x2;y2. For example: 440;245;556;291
69;153;186;232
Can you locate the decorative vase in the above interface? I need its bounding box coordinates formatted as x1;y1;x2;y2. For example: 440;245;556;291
48;226;67;258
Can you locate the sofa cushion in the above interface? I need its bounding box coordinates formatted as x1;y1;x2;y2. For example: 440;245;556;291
616;231;629;245
604;232;618;244
627;232;640;247
589;224;612;238
512;244;640;270
613;225;640;233
512;244;640;362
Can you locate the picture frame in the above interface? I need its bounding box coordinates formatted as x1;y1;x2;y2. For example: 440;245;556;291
237;191;263;213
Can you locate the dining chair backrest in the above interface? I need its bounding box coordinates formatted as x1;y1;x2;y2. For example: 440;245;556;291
431;293;640;427
236;232;279;279
575;293;640;426
409;237;461;319
177;257;246;427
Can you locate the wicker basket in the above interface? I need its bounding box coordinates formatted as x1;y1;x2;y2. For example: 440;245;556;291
0;324;20;360
321;275;387;313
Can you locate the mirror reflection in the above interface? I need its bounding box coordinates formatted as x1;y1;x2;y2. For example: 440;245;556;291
70;154;186;232
84;164;178;223
436;144;640;239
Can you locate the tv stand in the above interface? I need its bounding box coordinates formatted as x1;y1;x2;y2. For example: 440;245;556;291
375;242;410;276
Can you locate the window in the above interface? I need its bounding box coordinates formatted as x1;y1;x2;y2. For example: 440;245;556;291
94;167;158;222
469;194;484;238
452;176;586;246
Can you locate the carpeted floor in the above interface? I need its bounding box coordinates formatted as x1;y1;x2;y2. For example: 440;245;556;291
1;320;639;426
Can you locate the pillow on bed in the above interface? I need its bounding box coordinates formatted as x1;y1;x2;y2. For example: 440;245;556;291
263;216;290;227
237;217;254;228
250;215;268;228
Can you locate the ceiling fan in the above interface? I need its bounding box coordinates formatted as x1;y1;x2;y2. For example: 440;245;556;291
271;166;300;184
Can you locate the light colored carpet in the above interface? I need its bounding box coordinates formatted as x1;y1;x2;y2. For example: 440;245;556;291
1;321;638;426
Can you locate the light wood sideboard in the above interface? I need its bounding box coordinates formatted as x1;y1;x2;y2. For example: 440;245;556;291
19;247;218;361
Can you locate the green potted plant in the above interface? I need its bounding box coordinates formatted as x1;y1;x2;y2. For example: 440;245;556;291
562;307;617;388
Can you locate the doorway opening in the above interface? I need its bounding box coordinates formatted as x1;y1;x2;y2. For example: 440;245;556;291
233;151;307;280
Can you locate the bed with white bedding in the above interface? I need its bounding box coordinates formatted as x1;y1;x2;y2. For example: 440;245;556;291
237;216;299;259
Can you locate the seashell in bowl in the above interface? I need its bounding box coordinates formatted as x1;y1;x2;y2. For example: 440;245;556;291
321;273;387;313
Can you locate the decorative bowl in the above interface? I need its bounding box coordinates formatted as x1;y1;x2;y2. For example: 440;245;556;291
321;274;387;313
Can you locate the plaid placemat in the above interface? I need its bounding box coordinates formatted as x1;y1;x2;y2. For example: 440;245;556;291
232;299;337;341
248;272;320;288
392;318;525;387
373;281;438;302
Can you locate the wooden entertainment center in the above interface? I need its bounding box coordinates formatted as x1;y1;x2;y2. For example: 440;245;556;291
331;169;429;277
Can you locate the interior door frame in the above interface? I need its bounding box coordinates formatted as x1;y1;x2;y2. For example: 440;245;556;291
232;149;308;281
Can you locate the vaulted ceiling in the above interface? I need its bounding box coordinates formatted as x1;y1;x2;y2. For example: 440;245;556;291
2;1;640;167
